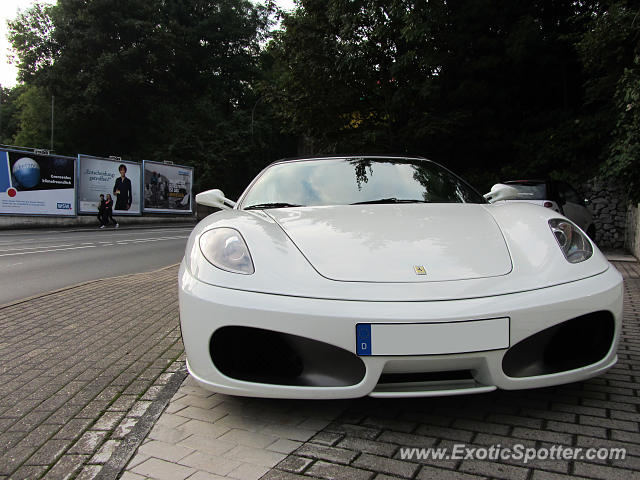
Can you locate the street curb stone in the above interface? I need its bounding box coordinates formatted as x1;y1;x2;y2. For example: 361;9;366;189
94;362;188;480
0;263;180;310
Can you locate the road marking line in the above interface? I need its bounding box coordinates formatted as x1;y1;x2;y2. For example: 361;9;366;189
0;229;193;246
0;235;188;253
3;262;23;268
0;245;97;257
0;244;75;253
115;236;189;244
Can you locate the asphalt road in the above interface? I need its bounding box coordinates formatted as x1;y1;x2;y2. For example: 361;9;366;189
0;225;194;304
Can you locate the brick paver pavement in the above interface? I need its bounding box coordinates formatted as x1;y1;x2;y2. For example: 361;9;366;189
122;260;640;480
122;377;348;480
0;265;186;480
3;259;639;480
264;260;640;480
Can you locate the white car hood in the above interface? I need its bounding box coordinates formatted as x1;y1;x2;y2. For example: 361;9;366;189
266;204;512;282
185;202;610;301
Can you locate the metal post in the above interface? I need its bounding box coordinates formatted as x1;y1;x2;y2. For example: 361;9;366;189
50;95;54;150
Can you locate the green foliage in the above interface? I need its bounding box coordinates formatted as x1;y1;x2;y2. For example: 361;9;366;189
7;0;296;196
4;0;640;196
13;85;51;149
606;56;640;200
0;85;25;145
263;0;601;190
577;0;640;200
6;2;57;82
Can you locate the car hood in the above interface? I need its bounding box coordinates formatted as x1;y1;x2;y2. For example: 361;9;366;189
266;204;512;282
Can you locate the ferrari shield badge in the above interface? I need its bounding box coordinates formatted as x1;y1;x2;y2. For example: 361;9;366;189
414;265;427;275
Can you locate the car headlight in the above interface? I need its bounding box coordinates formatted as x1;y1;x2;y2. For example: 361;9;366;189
199;228;255;274
548;219;593;263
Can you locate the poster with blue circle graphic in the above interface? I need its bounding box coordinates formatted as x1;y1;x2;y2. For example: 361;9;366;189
0;149;76;216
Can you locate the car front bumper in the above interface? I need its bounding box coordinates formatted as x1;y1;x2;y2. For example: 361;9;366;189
179;261;623;399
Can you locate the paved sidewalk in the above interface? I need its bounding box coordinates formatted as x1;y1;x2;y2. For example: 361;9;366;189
1;258;638;480
0;265;185;480
122;261;640;480
123;378;348;480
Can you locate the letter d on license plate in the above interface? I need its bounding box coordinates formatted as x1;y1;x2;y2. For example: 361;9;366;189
356;324;372;355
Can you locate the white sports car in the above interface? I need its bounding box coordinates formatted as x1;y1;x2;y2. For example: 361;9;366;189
179;155;622;399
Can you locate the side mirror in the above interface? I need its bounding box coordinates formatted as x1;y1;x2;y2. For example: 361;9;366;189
195;189;236;210
483;184;520;203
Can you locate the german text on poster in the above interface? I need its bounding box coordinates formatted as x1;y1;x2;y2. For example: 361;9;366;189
0;149;76;216
78;155;141;215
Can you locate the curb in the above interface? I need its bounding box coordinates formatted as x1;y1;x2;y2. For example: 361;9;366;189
0;223;196;236
0;263;181;310
95;362;189;480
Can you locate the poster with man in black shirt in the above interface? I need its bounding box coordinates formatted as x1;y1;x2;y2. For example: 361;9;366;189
113;164;132;210
77;155;141;215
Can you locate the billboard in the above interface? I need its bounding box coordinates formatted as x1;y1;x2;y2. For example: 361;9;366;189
0;149;76;216
143;161;193;214
78;155;142;215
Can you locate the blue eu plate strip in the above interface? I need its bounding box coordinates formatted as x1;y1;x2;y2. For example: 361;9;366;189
356;323;372;356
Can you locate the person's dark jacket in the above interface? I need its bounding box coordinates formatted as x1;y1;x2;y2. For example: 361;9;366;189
104;197;116;225
114;176;132;210
97;198;106;225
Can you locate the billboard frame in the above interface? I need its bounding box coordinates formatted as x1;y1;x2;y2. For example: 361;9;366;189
142;160;194;214
77;154;143;216
0;147;77;217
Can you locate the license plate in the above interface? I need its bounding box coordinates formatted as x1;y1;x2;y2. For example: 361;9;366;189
356;318;510;356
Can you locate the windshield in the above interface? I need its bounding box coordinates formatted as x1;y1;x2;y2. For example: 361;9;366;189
505;182;548;200
240;157;485;208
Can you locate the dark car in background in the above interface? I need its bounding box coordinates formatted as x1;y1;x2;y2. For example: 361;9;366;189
501;180;595;239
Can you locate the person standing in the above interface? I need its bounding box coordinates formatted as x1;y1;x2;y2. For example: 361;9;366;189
104;194;119;228
150;170;159;206
97;194;106;228
113;164;132;211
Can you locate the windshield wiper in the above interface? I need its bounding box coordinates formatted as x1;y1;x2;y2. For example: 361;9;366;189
351;198;427;205
244;202;303;210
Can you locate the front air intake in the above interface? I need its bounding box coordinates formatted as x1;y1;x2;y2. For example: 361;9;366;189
502;311;615;378
210;326;366;387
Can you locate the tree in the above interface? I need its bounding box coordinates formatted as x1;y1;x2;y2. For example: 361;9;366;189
0;85;25;145
12;85;51;149
263;0;600;189
6;2;57;82
577;0;640;199
7;0;296;194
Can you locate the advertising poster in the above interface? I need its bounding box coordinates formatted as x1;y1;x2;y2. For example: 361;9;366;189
78;155;141;215
0;149;76;216
143;161;193;213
